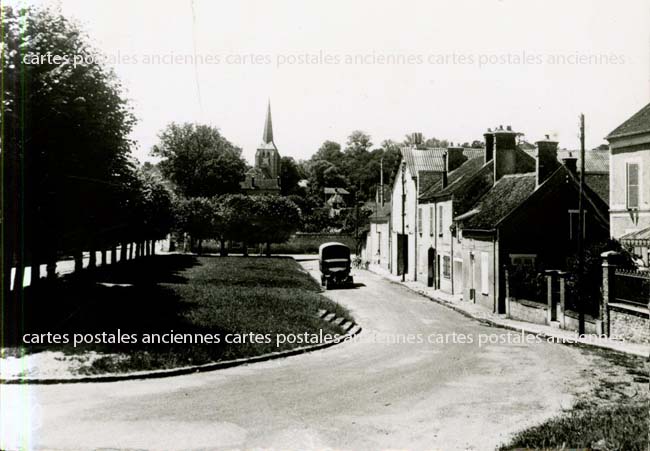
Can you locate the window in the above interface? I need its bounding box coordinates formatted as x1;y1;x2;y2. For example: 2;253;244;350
510;254;536;267
568;210;586;240
438;205;444;237
442;255;451;279
429;206;434;236
626;162;640;209
418;207;423;235
481;252;489;295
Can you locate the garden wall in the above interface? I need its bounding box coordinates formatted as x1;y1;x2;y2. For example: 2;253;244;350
508;298;548;325
609;304;650;344
270;233;356;254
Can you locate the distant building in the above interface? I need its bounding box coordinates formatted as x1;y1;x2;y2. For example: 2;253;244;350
606;102;650;267
324;187;349;216
240;101;282;195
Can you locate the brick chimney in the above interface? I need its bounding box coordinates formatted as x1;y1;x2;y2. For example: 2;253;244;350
412;132;423;148
562;151;578;175
446;145;466;173
535;134;560;187
492;125;519;182
484;128;494;163
442;152;449;189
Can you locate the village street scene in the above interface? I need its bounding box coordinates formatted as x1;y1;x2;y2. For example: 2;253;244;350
1;1;649;450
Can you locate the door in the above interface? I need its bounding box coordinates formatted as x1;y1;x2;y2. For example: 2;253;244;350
427;248;436;287
397;234;408;276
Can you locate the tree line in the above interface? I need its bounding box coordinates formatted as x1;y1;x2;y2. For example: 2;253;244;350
2;6;174;301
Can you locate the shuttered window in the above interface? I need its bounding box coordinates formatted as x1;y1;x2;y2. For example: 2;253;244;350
418;207;423;234
429;206;434;236
626;163;639;209
481;252;489;295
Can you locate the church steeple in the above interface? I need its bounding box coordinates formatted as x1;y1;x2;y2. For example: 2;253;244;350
262;100;274;144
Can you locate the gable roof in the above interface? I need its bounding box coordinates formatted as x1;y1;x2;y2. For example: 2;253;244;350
366;200;391;223
522;148;609;173
456;173;537;230
458;165;609;232
240;177;281;191
419;156;487;201
558;149;609;173
400;147;485;176
324;187;350;195
584;173;609;204
606;102;650;140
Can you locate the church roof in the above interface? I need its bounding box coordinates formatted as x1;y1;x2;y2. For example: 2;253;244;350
261;100;276;148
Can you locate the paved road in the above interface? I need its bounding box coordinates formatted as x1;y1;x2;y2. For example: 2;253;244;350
2;259;601;450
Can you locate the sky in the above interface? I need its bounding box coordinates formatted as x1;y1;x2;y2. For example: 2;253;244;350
13;0;650;164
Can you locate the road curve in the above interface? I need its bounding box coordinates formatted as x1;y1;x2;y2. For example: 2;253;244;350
1;259;599;450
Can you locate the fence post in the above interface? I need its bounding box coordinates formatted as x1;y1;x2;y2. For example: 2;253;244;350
557;271;567;329
599;251;618;336
545;270;557;324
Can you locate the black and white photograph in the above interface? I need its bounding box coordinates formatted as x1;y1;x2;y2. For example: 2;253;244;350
1;0;649;449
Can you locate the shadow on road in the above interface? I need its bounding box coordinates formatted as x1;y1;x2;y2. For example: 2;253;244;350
2;254;201;354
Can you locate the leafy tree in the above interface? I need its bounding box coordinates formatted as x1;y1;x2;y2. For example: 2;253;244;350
151;123;247;198
173;197;218;254
255;196;301;256
312;140;343;164
279;156;305;196
219;194;261;256
2;5;137;293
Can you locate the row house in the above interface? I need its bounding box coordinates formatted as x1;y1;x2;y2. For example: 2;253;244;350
387;135;482;281
455;130;610;313
606;102;650;267
417;128;534;295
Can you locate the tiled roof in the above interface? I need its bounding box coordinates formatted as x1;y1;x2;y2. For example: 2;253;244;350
418;171;443;195
558;149;609;173
606;102;650;140
419;157;486;201
240;177;281;191
366;200;391;222
522;148;609;173
458;173;537;230
401;147;484;176
584;173;609;204
401;147;447;174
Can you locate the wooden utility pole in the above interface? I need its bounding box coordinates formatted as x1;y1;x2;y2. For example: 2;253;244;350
401;161;406;282
380;157;384;206
577;113;586;335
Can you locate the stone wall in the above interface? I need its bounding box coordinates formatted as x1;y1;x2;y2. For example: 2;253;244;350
609;305;650;344
563;311;597;334
508;298;547;325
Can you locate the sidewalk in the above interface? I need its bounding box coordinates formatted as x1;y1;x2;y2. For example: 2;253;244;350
368;266;650;358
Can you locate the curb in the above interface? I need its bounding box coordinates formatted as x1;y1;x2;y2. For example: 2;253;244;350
372;270;649;359
0;312;362;385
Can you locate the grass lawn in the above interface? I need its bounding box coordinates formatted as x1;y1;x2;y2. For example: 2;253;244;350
500;350;649;451
4;255;353;374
